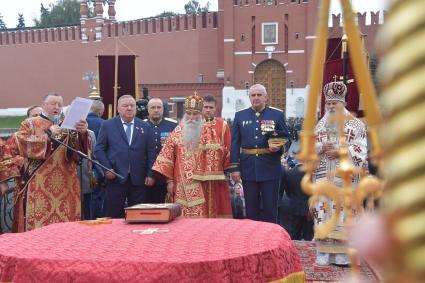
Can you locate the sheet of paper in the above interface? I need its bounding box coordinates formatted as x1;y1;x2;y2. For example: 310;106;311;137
61;97;93;130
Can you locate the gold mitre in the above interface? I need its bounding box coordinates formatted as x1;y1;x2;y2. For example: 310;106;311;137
184;92;203;113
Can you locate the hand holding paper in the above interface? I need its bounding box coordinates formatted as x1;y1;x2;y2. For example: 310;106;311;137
61;97;93;130
75;120;88;134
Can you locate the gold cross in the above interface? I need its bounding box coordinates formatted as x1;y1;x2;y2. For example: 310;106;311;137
339;76;355;84
333;74;355;84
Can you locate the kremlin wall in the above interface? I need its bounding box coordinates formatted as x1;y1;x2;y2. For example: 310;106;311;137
0;0;383;119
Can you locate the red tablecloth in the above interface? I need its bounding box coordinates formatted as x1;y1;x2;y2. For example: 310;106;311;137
0;218;303;282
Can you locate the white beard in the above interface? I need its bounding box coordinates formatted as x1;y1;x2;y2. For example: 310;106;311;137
181;116;203;150
322;107;352;142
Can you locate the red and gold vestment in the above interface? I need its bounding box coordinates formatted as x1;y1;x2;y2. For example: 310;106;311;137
15;116;88;231
153;119;232;218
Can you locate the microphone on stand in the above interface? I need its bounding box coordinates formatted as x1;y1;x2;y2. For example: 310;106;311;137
45;128;53;137
45;128;125;180
45;114;60;138
51;114;60;125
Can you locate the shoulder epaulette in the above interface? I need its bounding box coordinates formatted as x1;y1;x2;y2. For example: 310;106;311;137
236;106;250;113
269;106;283;112
164;117;178;123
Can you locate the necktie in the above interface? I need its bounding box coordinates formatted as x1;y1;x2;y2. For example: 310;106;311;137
124;122;132;144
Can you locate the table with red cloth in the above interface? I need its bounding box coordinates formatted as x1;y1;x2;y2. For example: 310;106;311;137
0;218;304;283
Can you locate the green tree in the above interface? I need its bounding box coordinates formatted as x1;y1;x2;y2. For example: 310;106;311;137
33;0;81;28
0;13;7;30
156;11;178;17
184;0;210;15
17;13;25;29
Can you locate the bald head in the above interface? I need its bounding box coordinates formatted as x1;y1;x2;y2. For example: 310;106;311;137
27;105;42;118
248;84;267;111
248;84;267;96
148;98;164;123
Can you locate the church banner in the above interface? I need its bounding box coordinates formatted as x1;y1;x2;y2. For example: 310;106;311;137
97;55;137;118
322;38;362;117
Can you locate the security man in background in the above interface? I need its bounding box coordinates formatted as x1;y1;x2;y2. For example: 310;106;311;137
145;98;178;203
230;84;290;223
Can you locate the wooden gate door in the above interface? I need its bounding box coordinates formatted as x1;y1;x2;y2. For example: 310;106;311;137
254;59;286;111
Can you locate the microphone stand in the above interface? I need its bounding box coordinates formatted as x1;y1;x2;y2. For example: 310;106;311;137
47;130;125;180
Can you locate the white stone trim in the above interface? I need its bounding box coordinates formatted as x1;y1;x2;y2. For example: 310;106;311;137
170;97;186;102
255;50;286;54
288;50;305;54
234;51;252;55
305;36;317;39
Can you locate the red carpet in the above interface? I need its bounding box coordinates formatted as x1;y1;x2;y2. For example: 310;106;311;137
293;240;380;282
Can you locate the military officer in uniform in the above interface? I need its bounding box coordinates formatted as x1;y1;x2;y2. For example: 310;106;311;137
230;84;290;223
145;98;178;203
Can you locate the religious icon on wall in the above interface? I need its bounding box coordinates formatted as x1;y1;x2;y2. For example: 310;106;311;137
262;23;278;44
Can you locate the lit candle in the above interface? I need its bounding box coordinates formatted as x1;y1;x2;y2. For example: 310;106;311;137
300;0;330;159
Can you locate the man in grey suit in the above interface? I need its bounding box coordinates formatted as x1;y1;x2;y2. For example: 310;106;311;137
95;95;156;218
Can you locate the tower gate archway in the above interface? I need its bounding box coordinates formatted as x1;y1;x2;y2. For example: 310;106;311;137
254;59;286;111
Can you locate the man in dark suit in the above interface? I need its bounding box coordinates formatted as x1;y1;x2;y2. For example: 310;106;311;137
279;162;313;240
86;99;105;218
94;95;156;218
86;99;105;138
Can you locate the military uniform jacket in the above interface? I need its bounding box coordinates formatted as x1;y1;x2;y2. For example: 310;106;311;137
230;106;289;182
145;118;178;157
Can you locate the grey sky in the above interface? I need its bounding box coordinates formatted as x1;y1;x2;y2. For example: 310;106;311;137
1;0;387;29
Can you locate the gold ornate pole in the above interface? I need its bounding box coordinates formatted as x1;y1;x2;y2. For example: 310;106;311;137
339;0;384;163
298;0;330;173
377;0;425;281
108;104;113;119
96;53;101;95
135;56;140;101
341;33;348;84
113;40;119;116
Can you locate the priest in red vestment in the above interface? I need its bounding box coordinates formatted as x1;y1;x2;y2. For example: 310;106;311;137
152;94;232;218
0;138;23;197
14;93;88;231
